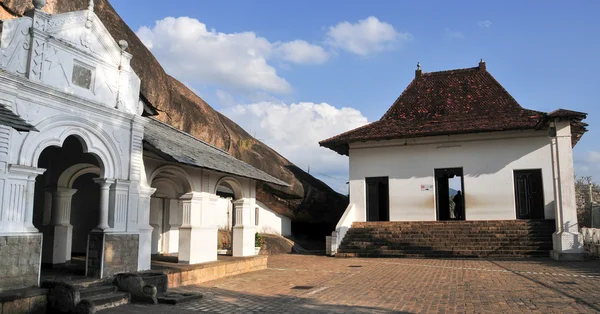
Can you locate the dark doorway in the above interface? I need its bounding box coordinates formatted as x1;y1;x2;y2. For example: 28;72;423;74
366;177;389;221
435;168;465;221
514;169;544;219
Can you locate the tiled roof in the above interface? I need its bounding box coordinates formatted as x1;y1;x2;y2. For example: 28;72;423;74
144;118;289;186
320;62;587;155
0;104;37;132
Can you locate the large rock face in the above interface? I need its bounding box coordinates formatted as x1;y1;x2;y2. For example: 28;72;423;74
0;0;347;224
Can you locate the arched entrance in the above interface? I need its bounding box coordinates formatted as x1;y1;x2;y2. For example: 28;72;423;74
215;180;238;231
215;177;256;257
149;166;193;258
32;136;104;271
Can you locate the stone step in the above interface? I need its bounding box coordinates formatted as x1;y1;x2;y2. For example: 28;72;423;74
340;246;552;252
340;243;552;249
79;285;117;299
348;227;556;231
353;220;555;225
341;242;552;248
340;220;554;258
344;234;552;242
335;251;550;258
337;248;551;254
80;291;130;313
348;228;556;232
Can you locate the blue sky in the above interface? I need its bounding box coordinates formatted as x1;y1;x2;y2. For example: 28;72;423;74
112;0;600;193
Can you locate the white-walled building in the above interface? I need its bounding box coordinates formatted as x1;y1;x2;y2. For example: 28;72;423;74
321;61;588;260
0;3;288;292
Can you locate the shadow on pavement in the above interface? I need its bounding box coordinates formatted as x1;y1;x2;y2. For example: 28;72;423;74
98;285;408;314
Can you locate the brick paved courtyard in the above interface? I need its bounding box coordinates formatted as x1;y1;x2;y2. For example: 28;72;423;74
99;255;600;313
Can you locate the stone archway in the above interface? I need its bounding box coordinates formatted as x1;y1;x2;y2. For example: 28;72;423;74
215;176;245;232
149;165;194;256
33;136;105;268
215;176;256;257
19;115;121;179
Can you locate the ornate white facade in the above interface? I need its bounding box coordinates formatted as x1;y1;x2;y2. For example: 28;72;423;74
0;3;288;291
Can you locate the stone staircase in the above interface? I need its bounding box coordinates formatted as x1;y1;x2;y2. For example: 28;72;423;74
336;220;556;258
77;283;130;312
44;271;202;313
44;279;131;313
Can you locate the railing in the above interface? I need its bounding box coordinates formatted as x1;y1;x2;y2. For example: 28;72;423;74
581;227;600;258
326;203;356;256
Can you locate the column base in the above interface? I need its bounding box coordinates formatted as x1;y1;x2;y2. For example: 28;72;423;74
552;231;584;252
0;233;42;291
51;224;73;265
138;227;153;271
179;226;217;264
232;225;256;257
166;226;179;254
551;231;585;261
550;250;586;261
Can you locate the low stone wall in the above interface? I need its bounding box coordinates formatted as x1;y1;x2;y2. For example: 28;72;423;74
158;255;268;288
0;234;42;292
103;234;139;278
581;227;600;258
0;287;47;314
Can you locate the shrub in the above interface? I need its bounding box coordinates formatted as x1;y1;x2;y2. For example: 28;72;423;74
255;232;265;247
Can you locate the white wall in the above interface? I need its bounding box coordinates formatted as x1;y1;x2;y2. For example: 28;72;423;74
256;201;292;236
349;131;555;221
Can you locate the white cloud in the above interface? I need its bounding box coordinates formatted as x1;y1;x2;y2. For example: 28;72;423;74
477;20;492;28
215;89;236;107
222;102;369;192
275;40;329;64
137;17;330;95
444;28;465;40
575;151;600;182
586;151;600;163
326;16;411;56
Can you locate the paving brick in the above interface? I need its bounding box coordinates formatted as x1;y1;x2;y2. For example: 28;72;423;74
98;255;600;313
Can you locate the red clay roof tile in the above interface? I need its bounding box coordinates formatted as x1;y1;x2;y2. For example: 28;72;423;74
320;63;587;155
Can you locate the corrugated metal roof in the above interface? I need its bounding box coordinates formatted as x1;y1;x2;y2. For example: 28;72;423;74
144;118;289;186
0;104;37;132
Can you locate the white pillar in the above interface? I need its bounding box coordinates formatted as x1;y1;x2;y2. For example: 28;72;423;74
109;180;130;232
50;187;77;264
93;178;114;231
166;198;180;254
178;192;217;264
550;120;584;260
232;198;257;257
149;197;163;254
1;165;46;233
137;186;156;271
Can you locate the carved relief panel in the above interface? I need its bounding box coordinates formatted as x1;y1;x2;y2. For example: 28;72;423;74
0;8;141;116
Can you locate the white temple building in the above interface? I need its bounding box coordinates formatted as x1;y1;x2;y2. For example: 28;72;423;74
321;61;588;261
0;2;289;292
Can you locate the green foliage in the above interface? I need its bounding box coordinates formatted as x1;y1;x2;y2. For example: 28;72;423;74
255;232;265;247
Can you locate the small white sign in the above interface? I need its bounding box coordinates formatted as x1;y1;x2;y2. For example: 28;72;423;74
421;184;433;191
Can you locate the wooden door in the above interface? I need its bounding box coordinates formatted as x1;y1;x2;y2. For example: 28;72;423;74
366;177;389;221
514;170;544;219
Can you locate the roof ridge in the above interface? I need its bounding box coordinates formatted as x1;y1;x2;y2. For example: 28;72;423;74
422;66;480;76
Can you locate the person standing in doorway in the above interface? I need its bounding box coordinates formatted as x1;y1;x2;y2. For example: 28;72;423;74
453;191;464;220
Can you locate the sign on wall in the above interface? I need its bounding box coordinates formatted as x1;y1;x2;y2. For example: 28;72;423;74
421;184;434;191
